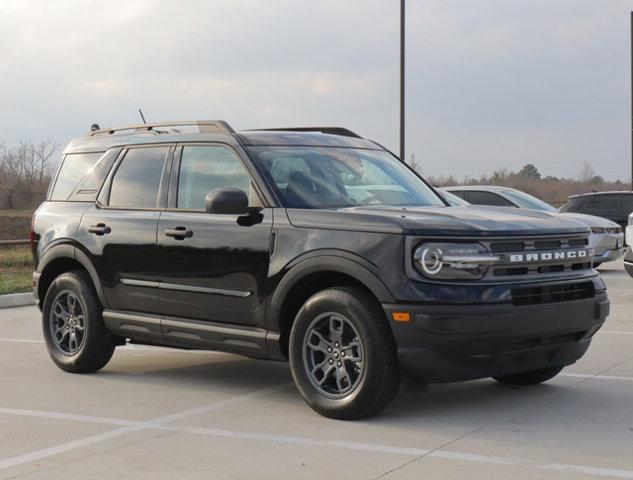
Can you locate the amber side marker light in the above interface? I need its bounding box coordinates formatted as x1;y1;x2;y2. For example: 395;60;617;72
392;312;411;322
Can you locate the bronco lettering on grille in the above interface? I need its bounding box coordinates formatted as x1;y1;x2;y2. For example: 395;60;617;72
509;250;588;263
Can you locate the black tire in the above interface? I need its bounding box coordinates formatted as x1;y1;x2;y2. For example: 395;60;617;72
493;365;564;386
289;286;400;420
593;262;602;268
42;270;115;373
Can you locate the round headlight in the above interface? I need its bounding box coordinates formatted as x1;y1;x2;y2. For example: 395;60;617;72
419;246;443;275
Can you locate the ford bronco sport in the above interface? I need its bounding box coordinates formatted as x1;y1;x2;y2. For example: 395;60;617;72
32;120;609;419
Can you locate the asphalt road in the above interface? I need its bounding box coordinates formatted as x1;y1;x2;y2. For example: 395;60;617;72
0;263;631;479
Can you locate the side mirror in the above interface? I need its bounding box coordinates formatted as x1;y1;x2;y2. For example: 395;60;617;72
205;188;249;214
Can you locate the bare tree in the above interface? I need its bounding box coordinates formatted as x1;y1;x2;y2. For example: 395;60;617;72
409;153;422;174
578;161;595;183
0;139;59;210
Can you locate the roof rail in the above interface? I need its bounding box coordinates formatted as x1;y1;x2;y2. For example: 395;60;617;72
244;127;362;138
86;120;235;137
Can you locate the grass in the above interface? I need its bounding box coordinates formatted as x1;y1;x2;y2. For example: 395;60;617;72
0;210;33;240
0;245;33;295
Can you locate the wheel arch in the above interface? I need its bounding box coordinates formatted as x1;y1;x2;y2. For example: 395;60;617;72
37;245;108;309
267;254;394;358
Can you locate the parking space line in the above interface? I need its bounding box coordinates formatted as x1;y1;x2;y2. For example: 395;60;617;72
0;425;143;470
0;383;289;472
0;338;43;343
2;405;633;478
0;337;225;355
600;331;633;335
0;407;141;427
561;373;633;381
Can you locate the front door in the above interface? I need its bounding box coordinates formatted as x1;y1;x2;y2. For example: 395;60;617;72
156;144;272;327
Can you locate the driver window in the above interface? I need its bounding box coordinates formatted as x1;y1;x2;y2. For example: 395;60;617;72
177;146;258;210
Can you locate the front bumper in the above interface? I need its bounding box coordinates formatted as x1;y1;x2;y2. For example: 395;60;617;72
590;232;625;263
383;292;609;383
593;247;625;263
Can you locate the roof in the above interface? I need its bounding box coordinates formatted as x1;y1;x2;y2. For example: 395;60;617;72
64;120;382;154
569;190;633;198
442;185;517;193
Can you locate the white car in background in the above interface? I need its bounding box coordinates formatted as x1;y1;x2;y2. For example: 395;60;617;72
441;185;625;267
625;212;633;277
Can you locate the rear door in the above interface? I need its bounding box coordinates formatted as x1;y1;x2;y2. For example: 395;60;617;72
156;144;273;327
618;194;633;229
77;145;173;314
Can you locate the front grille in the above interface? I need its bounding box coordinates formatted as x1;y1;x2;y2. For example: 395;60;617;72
486;235;592;279
511;281;595;306
489;237;587;254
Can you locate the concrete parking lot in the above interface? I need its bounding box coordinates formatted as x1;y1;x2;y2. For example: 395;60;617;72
0;263;631;480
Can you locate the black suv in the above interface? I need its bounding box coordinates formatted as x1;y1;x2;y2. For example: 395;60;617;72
32;120;609;419
561;191;633;229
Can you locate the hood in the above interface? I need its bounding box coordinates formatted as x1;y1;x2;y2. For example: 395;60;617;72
286;205;590;237
552;212;620;229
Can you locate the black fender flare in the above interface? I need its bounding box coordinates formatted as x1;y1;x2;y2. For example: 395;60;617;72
37;243;109;309
266;252;394;333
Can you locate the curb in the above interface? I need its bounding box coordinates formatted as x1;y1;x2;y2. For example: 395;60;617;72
0;292;35;309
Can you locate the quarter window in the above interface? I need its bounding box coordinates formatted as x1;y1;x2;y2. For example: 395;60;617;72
177;146;254;210
467;191;515;207
50;152;104;201
108;147;168;208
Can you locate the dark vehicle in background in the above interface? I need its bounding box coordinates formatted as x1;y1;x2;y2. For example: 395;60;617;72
560;191;633;230
442;186;625;266
438;189;470;207
31;121;609;419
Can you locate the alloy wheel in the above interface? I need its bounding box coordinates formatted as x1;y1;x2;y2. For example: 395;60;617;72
302;312;365;398
49;290;86;355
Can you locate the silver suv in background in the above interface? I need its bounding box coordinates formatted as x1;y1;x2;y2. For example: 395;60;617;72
442;185;625;267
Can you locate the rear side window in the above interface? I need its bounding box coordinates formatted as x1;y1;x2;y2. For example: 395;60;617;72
448;190;468;201
620;195;633;214
468;191;515;207
108;147;168;208
583;195;618;212
50;152;104;201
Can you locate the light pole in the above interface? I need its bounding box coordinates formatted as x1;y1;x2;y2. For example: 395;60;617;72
400;0;406;163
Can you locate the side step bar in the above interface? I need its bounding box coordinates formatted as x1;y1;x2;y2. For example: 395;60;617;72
102;310;271;358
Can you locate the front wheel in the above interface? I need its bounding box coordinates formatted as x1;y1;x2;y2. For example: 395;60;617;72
42;271;116;373
493;365;564;386
289;286;400;420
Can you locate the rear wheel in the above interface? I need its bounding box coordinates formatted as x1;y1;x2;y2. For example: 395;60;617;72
493;365;564;386
289;286;400;420
42;271;115;373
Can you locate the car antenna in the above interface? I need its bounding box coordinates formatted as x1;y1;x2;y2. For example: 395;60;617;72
138;108;147;124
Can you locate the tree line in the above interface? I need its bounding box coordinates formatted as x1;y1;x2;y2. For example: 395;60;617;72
0;140;58;210
413;158;630;207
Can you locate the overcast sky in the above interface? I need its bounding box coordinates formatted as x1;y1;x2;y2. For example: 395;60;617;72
1;0;632;180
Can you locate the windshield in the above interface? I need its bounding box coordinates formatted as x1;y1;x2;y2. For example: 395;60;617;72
247;147;446;209
502;189;556;212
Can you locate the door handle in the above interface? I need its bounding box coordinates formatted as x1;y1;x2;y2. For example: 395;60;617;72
88;223;111;235
164;226;193;239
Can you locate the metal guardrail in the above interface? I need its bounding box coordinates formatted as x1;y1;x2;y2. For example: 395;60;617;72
0;239;29;246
